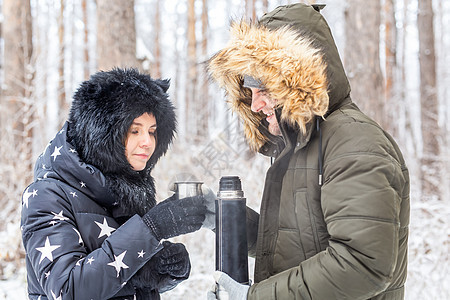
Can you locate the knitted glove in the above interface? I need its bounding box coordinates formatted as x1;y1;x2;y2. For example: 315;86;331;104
142;195;206;240
156;241;191;278
207;271;250;300
130;241;191;294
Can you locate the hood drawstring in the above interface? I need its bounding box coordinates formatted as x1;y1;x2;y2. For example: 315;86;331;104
316;117;323;186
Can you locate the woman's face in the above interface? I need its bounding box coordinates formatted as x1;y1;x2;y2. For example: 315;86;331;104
125;113;157;171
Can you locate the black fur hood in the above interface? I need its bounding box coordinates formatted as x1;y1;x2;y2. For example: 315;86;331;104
67;68;176;176
67;68;177;217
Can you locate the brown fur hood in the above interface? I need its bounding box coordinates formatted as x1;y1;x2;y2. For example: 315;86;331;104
208;4;351;151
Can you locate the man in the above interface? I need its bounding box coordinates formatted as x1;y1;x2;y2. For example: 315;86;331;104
207;3;410;300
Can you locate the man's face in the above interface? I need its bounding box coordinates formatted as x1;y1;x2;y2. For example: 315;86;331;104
250;88;282;136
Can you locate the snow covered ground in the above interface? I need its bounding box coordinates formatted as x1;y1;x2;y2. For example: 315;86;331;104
1;199;448;299
1;146;448;299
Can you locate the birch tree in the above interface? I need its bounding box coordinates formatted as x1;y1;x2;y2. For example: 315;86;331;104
58;0;67;128
344;0;385;128
186;0;198;138
384;0;398;137
197;0;209;138
418;0;440;200
82;0;90;80
96;0;140;70
152;0;162;78
1;0;34;223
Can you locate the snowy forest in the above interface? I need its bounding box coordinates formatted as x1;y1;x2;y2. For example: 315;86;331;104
0;0;449;299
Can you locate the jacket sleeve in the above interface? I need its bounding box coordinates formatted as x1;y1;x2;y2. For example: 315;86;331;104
21;180;163;300
248;120;406;299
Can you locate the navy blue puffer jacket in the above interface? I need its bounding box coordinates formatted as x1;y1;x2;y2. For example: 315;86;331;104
21;123;165;299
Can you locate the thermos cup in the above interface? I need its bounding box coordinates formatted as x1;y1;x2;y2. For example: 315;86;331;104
173;181;203;200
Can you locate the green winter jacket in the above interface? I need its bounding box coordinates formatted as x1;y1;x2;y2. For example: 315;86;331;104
208;3;410;300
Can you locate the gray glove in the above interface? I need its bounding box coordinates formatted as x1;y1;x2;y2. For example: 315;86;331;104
202;185;216;230
207;271;250;300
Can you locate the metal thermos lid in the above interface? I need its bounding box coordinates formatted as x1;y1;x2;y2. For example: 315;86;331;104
218;176;244;198
219;176;242;191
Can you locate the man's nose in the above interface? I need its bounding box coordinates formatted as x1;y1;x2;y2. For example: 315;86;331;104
251;93;266;112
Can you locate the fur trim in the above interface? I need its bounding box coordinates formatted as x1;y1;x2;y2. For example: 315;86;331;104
208;21;329;151
107;171;156;218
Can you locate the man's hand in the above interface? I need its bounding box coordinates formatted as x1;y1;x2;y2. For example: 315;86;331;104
202;185;216;230
207;271;249;300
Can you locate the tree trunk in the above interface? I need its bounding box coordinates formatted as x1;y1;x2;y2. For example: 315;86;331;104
173;2;183;130
96;0;140;70
153;0;162;78
262;0;268;12
245;0;254;20
344;0;385;128
0;10;3;85
186;0;197;139
197;0;209;138
418;0;440;200
1;0;34;218
82;0;90;80
384;0;398;137
399;0;414;151
58;0;67;128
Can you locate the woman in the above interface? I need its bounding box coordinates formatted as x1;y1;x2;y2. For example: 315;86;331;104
21;68;206;299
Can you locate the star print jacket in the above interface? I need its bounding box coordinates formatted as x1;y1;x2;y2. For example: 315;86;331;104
21;123;165;300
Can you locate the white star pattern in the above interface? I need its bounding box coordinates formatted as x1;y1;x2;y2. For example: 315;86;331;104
69;148;77;153
51;146;63;161
70;191;78;197
45;271;50;278
51;290;62;300
22;188;38;208
95;218;116;238
52;211;69;221
58;128;65;135
87;257;95;264
36;237;61;264
107;251;129;277
49;221;58;226
73;228;84;245
76;257;85;266
80;181;86;188
138;250;145;258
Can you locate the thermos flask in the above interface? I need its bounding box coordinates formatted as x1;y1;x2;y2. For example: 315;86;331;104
215;175;249;287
